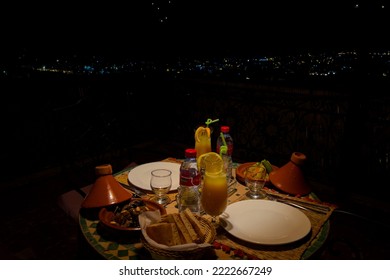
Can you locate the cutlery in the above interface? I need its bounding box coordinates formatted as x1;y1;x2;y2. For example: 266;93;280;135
267;194;330;211
267;194;330;214
120;183;148;198
274;199;329;214
228;187;237;197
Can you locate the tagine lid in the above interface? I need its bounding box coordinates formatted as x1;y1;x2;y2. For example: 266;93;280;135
81;164;133;208
269;152;311;196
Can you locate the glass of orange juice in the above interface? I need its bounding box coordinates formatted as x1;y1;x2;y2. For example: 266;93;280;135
194;118;219;159
195;126;212;159
200;152;227;226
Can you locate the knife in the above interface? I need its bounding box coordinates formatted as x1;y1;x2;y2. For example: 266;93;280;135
120;183;148;198
274;199;329;214
267;194;330;214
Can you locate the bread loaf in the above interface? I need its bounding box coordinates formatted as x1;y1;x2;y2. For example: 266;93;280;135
172;213;193;243
183;208;206;239
145;211;206;246
146;222;181;246
179;212;200;243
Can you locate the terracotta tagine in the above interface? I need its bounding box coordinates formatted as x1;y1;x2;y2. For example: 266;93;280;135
81;164;132;208
269;152;311;196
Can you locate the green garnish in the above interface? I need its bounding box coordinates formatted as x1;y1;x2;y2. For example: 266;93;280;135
260;159;273;174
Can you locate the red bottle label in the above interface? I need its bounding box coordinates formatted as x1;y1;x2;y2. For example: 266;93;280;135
180;169;201;186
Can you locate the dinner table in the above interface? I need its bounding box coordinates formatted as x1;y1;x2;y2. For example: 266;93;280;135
78;158;337;260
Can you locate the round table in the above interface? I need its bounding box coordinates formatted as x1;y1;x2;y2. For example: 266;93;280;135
79;162;334;260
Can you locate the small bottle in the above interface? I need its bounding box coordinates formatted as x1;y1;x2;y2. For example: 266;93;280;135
216;126;233;156
177;148;201;214
216;126;234;183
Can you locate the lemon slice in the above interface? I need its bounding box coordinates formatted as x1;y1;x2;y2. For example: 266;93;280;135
197;151;219;170
195;126;211;143
197;152;223;174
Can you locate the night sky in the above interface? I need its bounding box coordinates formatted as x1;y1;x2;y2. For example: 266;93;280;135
1;0;388;59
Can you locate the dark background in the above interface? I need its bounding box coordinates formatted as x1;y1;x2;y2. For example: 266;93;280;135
2;0;388;59
1;0;389;260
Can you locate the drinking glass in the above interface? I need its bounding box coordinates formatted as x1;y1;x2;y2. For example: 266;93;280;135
245;166;267;199
194;125;212;190
201;169;228;227
194;126;212;159
150;169;172;205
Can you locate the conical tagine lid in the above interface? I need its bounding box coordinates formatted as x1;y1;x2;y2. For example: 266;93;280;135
81;164;132;208
269;152;311;196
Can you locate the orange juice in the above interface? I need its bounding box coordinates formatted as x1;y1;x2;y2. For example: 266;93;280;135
195;133;211;159
201;172;227;217
194;119;219;159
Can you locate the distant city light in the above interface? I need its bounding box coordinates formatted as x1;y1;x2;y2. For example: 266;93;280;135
8;48;390;82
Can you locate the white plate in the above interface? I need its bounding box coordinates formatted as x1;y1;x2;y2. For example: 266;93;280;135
220;200;311;245
127;162;181;191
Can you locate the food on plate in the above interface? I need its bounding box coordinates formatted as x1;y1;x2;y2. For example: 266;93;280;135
243;160;273;181
236;160;277;184
260;159;273;174
110;199;152;228
145;208;206;246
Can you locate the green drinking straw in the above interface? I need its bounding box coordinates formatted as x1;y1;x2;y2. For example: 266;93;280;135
205;118;219;127
219;132;228;156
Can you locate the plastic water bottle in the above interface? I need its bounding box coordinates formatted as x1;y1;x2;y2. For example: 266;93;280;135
177;148;201;214
216;126;233;156
216;126;234;183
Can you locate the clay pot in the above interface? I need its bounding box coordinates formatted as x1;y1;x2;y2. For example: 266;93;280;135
81;164;132;208
269;152;311;196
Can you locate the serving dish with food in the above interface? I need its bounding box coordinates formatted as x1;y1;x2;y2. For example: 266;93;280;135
235;160;278;184
99;198;166;232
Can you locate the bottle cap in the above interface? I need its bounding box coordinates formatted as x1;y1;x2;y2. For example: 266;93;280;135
221;126;230;133
185;148;197;158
